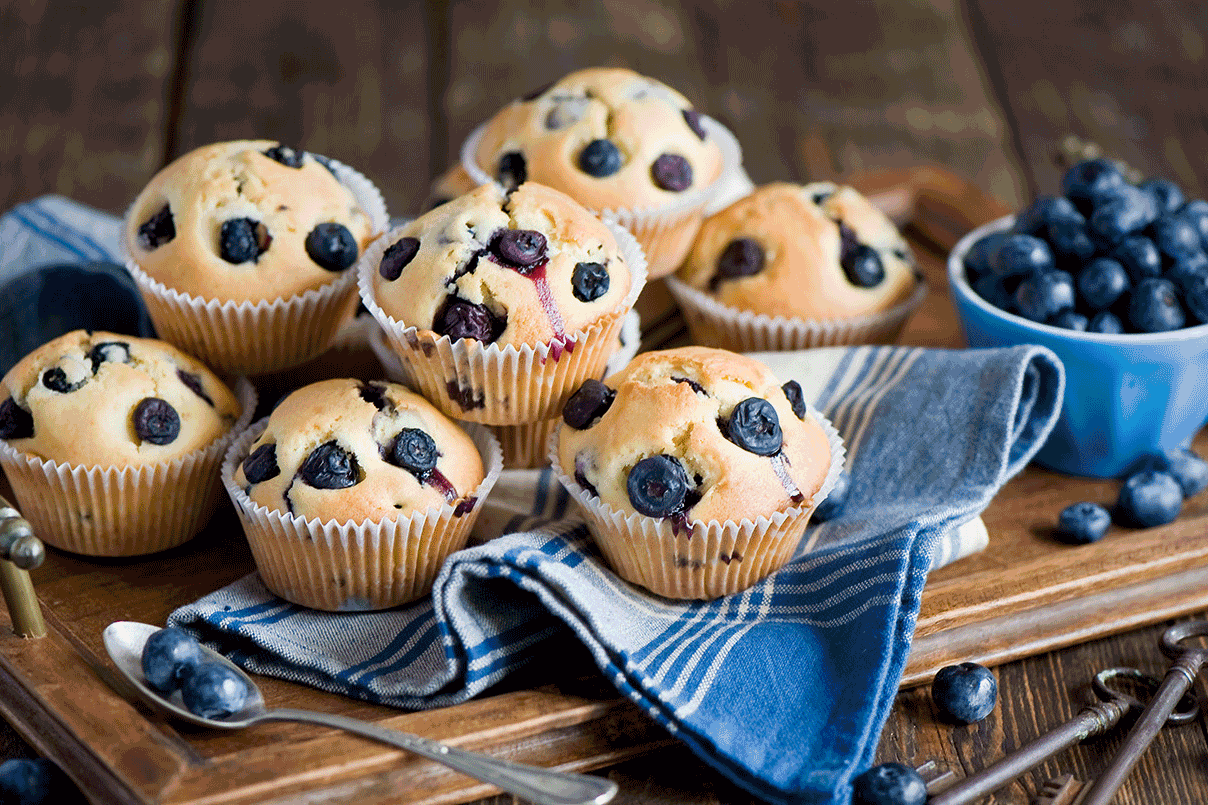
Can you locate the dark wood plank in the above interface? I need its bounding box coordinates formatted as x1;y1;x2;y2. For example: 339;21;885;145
0;0;181;212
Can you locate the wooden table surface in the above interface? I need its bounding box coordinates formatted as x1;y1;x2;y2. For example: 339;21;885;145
3;2;1208;803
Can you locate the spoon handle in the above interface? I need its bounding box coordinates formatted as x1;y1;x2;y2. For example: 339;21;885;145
261;708;618;805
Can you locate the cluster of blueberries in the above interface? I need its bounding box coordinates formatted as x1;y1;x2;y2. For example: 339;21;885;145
965;158;1208;333
1056;447;1208;544
852;662;999;805
141;627;250;720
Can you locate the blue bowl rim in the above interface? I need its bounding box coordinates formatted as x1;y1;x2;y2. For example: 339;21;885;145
947;214;1208;345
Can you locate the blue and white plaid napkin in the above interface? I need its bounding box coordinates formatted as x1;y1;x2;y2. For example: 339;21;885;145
2;197;1064;805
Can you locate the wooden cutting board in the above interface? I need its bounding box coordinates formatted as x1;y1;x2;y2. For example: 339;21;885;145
4;167;1208;805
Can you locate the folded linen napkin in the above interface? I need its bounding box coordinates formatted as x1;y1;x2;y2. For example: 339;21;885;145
1;197;1063;804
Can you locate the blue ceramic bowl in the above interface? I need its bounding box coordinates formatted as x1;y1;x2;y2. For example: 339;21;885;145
948;216;1208;478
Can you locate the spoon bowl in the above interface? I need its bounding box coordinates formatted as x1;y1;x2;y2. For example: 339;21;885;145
102;621;618;805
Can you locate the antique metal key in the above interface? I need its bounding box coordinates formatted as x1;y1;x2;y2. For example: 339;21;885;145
927;667;1197;805
1078;620;1208;805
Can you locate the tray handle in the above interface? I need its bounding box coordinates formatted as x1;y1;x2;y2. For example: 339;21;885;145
0;494;47;638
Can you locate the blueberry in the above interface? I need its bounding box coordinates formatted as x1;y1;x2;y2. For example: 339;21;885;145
972;274;1014;312
497;151;527;190
682;108;707;140
140;627;203;693
931;662;998;724
132;397;180;445
571;261;609;302
1128;277;1185;332
651;153;692;192
41;367;82;393
963;232;1008;279
578;139;623;177
1089;184;1158;244
380;237;420;281
1046;217;1096;263
1181;269;1208;323
813;470;851;522
626;455;690;517
1048;309;1088;331
391;428;438;477
180;662;249;720
1165;251;1208;293
1140;178;1185;214
1088;310;1124;334
672;376;707;394
305;223;358;271
1116;470;1183;527
851;762;927;805
842;244;885;288
0;398;34;440
0;757;76;805
1061;158;1125;212
263;144;304;168
491;229;547;269
242;442;280;484
563;379;615;430
1149;214;1204;265
88;341;130;373
1014;270;1075;323
434;298;503;343
724;397;782;456
781;380;807;420
1056;502;1111;544
1135;449;1208;498
991;234;1054;278
1177;199;1208;249
137;203;175;249
219;218;271;264
1111;236;1162;283
1077;258;1130;310
177;369;214;406
714;238;765;283
1013;195;1069;236
299;440;359;489
309;152;338;177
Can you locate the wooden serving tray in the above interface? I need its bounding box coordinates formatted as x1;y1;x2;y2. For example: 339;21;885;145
4;168;1208;805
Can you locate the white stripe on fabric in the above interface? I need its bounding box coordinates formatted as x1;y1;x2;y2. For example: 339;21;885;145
829;347;910;437
842;348;925;465
643;584;755;686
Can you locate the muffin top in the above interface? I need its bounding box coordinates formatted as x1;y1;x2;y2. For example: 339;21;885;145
424;164;479;213
557;346;832;525
233;378;485;524
471;67;724;211
370;181;632;348
125;140;376;302
0;330;241;467
676;182;918;319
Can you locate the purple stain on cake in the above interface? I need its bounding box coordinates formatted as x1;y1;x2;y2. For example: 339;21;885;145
132;397;180;445
0;397;33;440
138;204;175;249
426;467;458;502
651;154;692;192
682;109;706;140
379;237;420;281
770;454;805;504
445;380;485;411
177;370;214;406
453;496;477;516
671;376;707;395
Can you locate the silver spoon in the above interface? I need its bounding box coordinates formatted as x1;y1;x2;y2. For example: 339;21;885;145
102;621;618;805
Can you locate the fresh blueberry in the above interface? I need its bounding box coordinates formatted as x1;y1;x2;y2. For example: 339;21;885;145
0;398;34;440
1135;449;1208;498
1089;184;1158;244
1077;258;1130;310
391;428;438;477
1013;195;1066;236
931;662;998;724
1014;270;1075;323
1178;199;1208;250
497;151;527;190
219;218;271;264
434;298;503;343
714;238;765;283
1149;215;1204;265
972;274;1014;312
963;231;1008;279
781;380;807;420
263;144;305;168
242;443;281;484
299;440;360;489
177;369;213;406
1140;178;1185;214
88;341;130;373
813;470;851;522
41;367;82;393
1128;277;1185;332
1181;268;1208;323
491;229;547;269
141;627;203;693
380;237;420;281
180;662;249;720
1056;502;1111;544
0;757;77;805
842;244;886;288
651;153;692;191
137;203;175;250
1049;309;1088;331
683;108;707;140
724;398;783;456
563;379;615;429
578;139;623;177
1111;236;1162;283
132;398;180;445
1165;251;1208;293
1061;158;1125;214
1116;470;1183;527
626;455;690;517
991;234;1054;278
1046;217;1096;263
304;223;358;271
1088;310;1124;334
851;763;927;805
571;261;609;302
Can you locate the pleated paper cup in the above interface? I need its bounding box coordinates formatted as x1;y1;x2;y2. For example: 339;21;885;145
550;406;846;600
367;318;412;387
492;308;642;470
359;221;648;426
0;378;256;557
125;158;389;376
666;275;928;351
222;419;503;611
461;116;742;280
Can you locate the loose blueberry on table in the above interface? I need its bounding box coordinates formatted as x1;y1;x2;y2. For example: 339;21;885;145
851;762;927;805
1115;470;1183;528
930;662;997;724
1055;501;1111;544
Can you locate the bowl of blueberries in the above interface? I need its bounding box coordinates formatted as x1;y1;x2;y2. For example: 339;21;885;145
948;157;1208;478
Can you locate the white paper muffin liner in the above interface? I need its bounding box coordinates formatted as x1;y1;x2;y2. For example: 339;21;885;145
358;220;648;426
124;158;389;375
461;116;743;280
222;418;503;611
0;377;256;557
665;275;928;351
550;404;847;600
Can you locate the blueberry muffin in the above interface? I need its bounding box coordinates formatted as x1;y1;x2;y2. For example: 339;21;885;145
424;164;479;212
553;346;841;599
0;330;248;556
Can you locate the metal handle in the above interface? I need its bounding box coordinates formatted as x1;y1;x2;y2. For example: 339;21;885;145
0;496;47;638
263;708;618;805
